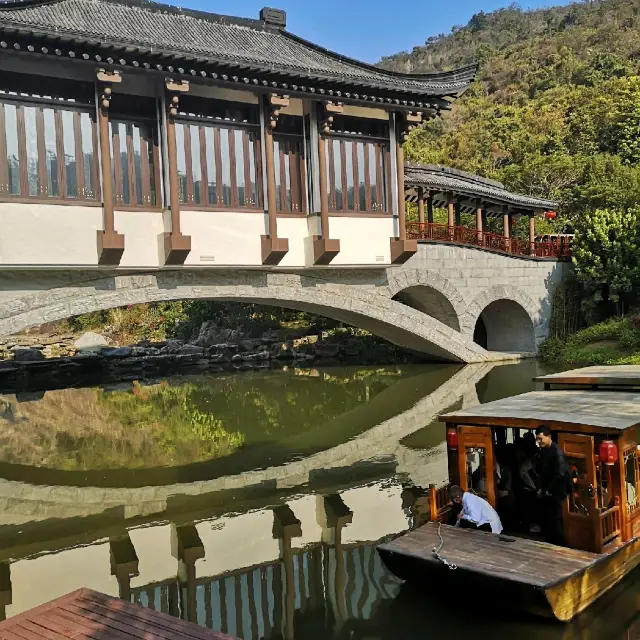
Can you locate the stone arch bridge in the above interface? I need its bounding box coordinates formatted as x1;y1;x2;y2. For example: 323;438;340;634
0;244;566;363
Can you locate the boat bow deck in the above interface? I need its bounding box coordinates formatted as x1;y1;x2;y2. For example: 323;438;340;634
378;523;599;588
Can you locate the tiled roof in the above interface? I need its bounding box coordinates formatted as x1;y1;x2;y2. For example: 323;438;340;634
404;164;559;210
0;0;476;98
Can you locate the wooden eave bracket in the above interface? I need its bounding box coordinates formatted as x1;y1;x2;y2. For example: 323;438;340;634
97;230;125;266
165;79;190;93
175;525;205;565
390;238;417;264
109;536;139;579
272;505;302;540
313;236;340;265
96;69;122;84
261;234;289;266
163;231;192;266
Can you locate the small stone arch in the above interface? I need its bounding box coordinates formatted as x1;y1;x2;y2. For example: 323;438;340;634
464;286;538;353
387;269;465;332
392;285;461;331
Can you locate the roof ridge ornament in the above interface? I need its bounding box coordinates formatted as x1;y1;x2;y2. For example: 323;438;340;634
259;6;286;28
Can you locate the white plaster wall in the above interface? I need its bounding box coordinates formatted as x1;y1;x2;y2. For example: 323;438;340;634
0;204;102;266
340;482;408;544
6;543;119;617
195;510;280;579
277;217;309;268
129;524;177;588
329;216;394;265
181;210;267;267
115;210;164;268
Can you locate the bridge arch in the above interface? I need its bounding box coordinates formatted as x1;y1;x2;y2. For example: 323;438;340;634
464;286;538;353
0;271;493;363
388;270;464;332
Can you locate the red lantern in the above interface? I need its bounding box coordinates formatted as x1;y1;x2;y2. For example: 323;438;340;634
599;440;618;466
446;428;458;450
544;210;557;220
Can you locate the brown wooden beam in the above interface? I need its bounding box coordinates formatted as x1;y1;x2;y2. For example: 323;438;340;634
427;191;434;224
96;69;125;265
454;201;462;226
476;198;483;246
529;212;536;255
447;191;455;239
503;205;510;238
163;79;192;265
314;102;342;265
261;94;290;265
109;534;139;602
390;114;417;264
417;186;425;224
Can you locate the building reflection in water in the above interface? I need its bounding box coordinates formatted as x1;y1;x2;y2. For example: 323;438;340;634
0;361;636;638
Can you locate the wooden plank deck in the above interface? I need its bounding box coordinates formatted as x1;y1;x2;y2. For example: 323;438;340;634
0;588;237;640
379;522;600;588
535;365;640;389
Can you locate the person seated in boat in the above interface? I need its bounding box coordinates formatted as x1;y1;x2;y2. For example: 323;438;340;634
449;485;503;534
535;425;571;546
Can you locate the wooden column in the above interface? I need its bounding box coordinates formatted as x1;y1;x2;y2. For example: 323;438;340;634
427;191;434;224
390;112;419;264
163;79;192;265
314;101;342;265
273;506;302;640
96;69;125;265
261;94;290;265
317;495;353;625
417;186;425;225
503;206;511;238
447;191;455;240
475;198;483;245
109;535;139;602
529;212;536;255
174;524;205;623
454;201;462;226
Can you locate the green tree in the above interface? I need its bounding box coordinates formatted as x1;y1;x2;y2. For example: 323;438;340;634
572;207;640;317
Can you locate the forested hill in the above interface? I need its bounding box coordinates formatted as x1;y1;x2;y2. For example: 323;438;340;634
379;0;640;222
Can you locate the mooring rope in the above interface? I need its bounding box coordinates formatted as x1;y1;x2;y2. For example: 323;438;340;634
432;521;458;570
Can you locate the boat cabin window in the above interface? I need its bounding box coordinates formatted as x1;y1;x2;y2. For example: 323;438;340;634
624;444;639;516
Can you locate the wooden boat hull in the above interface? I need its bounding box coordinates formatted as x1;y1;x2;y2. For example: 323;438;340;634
377;524;640;622
544;537;640;621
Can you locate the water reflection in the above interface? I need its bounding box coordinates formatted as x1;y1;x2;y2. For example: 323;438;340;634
0;360;635;638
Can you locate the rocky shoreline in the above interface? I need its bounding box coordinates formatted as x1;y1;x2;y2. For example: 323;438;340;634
0;322;421;393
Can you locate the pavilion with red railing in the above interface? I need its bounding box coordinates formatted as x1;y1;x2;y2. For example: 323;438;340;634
404;164;571;260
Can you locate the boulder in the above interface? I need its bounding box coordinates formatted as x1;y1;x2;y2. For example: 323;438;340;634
12;348;45;362
74;332;109;352
178;345;205;356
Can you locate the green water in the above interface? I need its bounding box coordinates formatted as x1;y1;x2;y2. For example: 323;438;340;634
0;360;636;638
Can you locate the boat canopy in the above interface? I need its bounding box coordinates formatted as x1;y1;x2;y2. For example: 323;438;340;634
440;390;640;436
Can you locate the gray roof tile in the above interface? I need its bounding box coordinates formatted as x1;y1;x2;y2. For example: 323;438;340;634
405;164;558;210
0;0;476;97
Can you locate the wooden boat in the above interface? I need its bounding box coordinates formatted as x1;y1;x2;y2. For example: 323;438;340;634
536;365;640;391
378;385;640;622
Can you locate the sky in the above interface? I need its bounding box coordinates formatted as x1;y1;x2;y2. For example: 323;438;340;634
184;0;574;63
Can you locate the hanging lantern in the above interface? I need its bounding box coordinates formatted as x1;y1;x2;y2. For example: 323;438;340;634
544;210;557;220
446;428;458;450
599;440;618;466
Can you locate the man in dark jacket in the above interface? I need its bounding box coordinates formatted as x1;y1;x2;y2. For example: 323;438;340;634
535;425;571;546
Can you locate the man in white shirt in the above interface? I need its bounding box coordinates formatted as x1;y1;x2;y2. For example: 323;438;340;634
450;485;503;534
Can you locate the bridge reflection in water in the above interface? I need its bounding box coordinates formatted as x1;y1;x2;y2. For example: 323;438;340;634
0;361;636;639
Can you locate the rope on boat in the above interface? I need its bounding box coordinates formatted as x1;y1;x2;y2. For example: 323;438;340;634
432;521;457;570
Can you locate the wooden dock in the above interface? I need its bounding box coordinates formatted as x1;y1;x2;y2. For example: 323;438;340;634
0;588;237;639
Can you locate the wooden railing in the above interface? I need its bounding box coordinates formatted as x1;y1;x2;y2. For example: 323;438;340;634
429;483;452;522
600;499;622;546
406;222;572;260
